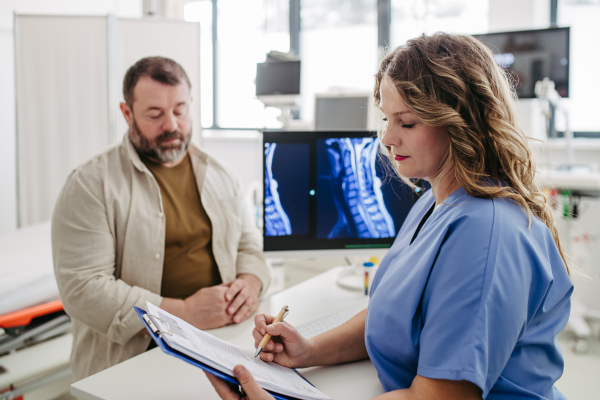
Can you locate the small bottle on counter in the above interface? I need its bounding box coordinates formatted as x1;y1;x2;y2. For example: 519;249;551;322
363;262;375;295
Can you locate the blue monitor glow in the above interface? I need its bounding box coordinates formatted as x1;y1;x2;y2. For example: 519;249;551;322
474;27;569;98
263;131;420;256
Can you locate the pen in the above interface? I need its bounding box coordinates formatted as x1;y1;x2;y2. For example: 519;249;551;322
254;305;289;358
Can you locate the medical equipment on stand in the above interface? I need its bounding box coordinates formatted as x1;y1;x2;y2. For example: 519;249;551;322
535;77;574;163
556;191;600;353
540;163;600;354
255;52;301;130
535;78;600;353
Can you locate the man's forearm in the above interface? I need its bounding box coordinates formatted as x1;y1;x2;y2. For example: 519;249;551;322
160;297;187;319
57;270;163;344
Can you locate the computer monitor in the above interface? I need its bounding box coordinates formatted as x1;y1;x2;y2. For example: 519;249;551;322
474;27;570;98
255;60;301;96
263;130;418;258
314;93;378;131
255;60;301;107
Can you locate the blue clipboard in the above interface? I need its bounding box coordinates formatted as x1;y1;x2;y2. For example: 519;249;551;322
134;306;314;400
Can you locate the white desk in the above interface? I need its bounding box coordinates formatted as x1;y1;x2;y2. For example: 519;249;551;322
71;267;385;399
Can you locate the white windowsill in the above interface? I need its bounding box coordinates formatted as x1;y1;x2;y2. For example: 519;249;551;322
530;138;600;151
201;129;262;142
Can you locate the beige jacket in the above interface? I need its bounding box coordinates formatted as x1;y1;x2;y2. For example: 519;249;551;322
52;135;270;381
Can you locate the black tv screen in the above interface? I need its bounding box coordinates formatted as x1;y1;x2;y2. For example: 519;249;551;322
255;61;301;96
263;131;419;253
474;27;569;98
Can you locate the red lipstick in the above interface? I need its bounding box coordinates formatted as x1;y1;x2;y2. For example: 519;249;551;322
394;155;409;161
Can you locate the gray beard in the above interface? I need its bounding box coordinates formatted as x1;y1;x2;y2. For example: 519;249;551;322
128;118;192;164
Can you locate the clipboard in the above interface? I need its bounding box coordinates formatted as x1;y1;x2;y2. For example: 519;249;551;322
135;306;314;400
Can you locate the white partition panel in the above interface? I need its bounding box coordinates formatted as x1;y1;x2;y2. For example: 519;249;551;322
15;15;110;227
0;29;17;235
115;19;201;144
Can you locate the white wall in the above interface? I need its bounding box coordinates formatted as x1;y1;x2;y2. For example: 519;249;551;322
201;131;263;194
0;28;17;236
0;0;143;234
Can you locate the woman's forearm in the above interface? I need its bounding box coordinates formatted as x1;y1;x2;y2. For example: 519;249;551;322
371;376;482;400
307;309;369;366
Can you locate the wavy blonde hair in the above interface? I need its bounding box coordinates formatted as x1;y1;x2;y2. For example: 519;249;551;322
374;32;570;275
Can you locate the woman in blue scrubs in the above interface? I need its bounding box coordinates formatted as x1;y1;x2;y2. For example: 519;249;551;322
207;32;573;400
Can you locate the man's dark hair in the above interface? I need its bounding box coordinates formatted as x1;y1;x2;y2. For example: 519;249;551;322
123;56;191;105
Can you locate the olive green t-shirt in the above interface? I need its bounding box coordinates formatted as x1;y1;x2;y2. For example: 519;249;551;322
142;153;222;299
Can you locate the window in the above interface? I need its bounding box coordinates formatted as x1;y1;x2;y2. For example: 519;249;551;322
186;0;494;130
186;0;289;129
300;0;378;124
558;0;600;132
391;0;489;48
217;0;290;128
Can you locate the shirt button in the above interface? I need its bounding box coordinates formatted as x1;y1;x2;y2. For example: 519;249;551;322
143;334;149;340
155;253;160;259
157;212;164;218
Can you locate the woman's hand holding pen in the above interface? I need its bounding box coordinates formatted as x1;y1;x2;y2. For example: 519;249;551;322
252;313;313;368
210;309;368;400
208;312;310;400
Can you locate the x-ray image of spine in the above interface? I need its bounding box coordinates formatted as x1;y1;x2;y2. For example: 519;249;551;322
324;138;395;238
264;143;292;236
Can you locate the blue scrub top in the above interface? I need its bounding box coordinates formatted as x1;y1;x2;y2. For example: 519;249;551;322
365;187;573;399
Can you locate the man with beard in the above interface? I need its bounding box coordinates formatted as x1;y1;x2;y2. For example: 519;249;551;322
51;57;270;381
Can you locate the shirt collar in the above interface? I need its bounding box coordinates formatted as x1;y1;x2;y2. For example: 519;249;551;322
123;133;148;173
443;186;467;205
